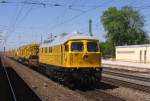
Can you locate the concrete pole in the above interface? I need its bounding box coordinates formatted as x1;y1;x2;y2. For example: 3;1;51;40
89;19;93;36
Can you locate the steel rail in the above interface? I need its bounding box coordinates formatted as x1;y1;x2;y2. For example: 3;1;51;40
1;57;17;101
103;70;150;83
102;76;150;93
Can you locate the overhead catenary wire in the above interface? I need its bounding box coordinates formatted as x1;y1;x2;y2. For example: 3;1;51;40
0;0;114;8
10;4;25;31
0;0;112;32
74;0;138;37
68;0;85;12
56;0;77;25
16;5;34;27
4;4;25;43
1;0;114;42
2;1;30;49
1;0;150;30
2;0;150;49
47;0;113;32
4;1;36;42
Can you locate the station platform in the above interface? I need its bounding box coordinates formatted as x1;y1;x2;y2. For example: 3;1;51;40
102;59;150;72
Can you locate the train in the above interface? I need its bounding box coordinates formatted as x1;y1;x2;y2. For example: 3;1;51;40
7;32;102;87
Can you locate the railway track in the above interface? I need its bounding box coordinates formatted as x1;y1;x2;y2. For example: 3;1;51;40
102;67;150;93
7;57;150;100
33;65;125;101
0;57;41;101
103;68;150;82
0;58;14;101
8;58;125;101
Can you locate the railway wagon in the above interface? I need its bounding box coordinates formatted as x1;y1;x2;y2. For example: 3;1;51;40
17;43;39;65
39;32;102;86
6;49;16;58
7;49;19;60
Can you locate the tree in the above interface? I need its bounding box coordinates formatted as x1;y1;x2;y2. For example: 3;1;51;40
101;6;148;46
100;6;149;57
100;41;115;58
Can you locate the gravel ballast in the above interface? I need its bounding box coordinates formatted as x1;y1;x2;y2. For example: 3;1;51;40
104;87;150;101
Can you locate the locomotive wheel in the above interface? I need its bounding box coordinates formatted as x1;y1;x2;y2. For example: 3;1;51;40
63;75;75;89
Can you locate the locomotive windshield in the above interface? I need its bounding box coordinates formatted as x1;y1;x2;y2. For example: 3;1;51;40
71;42;83;52
87;42;98;52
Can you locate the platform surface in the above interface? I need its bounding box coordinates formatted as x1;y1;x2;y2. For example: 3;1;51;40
102;59;150;69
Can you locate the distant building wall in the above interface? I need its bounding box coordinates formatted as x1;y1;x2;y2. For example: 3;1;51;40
116;45;150;63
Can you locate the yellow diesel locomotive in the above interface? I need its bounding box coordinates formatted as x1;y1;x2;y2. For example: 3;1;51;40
8;33;102;87
39;32;102;86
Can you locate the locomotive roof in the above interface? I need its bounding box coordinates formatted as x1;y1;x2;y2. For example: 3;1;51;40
40;32;98;47
116;44;150;48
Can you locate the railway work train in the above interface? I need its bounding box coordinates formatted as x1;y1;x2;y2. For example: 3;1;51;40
7;43;39;66
7;32;102;87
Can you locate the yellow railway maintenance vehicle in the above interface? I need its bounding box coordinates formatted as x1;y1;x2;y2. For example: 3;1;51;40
17;43;39;66
7;48;19;60
39;32;102;87
6;49;16;58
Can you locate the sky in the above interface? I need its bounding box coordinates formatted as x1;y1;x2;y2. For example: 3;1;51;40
0;0;150;51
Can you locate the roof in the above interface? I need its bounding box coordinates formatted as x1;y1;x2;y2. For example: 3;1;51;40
19;43;39;49
40;32;98;47
116;44;150;48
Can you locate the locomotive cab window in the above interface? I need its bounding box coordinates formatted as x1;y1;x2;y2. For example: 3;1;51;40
71;42;83;52
87;42;98;52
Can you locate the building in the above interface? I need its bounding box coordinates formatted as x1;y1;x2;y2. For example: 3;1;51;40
116;44;150;63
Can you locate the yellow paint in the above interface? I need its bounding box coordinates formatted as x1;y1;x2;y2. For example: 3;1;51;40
39;39;102;69
13;43;39;60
